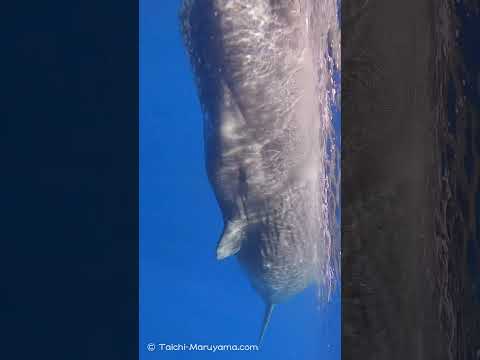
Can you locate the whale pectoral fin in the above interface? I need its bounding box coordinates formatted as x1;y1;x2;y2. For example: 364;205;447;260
216;219;245;260
258;303;275;345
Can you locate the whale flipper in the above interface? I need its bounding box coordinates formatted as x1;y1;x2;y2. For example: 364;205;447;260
216;219;245;260
258;303;275;345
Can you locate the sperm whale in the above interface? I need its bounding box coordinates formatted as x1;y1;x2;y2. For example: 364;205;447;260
180;0;340;343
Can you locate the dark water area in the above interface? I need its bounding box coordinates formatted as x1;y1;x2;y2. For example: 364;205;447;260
453;2;480;359
440;1;480;358
342;0;480;359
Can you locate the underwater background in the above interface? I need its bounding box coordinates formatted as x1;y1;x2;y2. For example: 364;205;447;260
140;1;341;359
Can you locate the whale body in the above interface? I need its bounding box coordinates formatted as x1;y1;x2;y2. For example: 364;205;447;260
180;0;339;342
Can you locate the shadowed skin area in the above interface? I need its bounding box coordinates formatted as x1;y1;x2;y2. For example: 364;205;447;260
180;0;339;342
342;0;480;358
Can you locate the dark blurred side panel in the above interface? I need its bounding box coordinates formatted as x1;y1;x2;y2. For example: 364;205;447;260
2;1;138;359
342;0;480;359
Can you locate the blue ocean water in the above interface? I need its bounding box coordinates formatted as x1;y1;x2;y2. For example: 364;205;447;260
455;1;480;306
140;1;340;359
439;2;480;356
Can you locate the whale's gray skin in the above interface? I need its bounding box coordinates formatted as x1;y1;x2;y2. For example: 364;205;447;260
180;0;339;343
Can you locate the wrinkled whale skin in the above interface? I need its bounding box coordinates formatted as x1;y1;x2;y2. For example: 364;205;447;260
181;0;332;306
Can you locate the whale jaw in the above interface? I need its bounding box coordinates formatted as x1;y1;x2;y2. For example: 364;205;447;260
258;303;275;345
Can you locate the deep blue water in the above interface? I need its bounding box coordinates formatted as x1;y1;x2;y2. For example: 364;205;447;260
140;1;341;359
455;1;480;305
